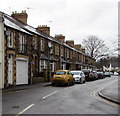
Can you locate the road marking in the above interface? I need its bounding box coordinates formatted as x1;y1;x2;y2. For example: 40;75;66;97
17;104;34;115
91;89;120;107
42;91;58;100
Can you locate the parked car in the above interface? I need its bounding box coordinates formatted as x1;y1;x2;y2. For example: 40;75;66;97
51;70;75;86
97;71;105;79
82;69;94;81
92;71;98;80
104;71;111;77
110;72;114;75
70;70;86;83
114;72;119;76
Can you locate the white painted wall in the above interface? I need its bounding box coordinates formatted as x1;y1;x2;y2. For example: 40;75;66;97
0;12;4;89
0;12;4;116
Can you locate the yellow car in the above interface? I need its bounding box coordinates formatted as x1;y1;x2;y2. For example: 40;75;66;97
51;70;75;86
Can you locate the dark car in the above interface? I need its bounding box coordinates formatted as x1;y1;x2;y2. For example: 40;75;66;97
104;71;111;77
82;69;94;81
97;71;105;79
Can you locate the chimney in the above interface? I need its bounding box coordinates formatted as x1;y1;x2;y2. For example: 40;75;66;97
74;44;81;50
81;48;85;53
36;25;50;35
11;10;28;24
66;40;74;47
54;34;65;43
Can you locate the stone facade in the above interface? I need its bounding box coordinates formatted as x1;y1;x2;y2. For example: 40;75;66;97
0;11;96;88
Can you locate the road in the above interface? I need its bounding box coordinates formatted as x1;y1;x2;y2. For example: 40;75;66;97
2;76;119;115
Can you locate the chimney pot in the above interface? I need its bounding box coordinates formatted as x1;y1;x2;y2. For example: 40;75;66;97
11;10;28;24
74;44;81;50
66;40;74;47
36;25;50;35
55;34;65;43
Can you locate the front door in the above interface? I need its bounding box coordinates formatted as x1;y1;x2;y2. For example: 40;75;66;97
8;55;13;84
50;62;55;72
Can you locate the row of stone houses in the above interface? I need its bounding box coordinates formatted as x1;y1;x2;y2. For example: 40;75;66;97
0;10;96;88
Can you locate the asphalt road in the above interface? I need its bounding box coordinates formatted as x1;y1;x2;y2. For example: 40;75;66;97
2;76;119;115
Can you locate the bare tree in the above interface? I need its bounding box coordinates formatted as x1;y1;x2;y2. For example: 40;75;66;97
82;35;109;60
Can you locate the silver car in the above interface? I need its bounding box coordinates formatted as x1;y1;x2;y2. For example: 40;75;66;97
70;71;86;84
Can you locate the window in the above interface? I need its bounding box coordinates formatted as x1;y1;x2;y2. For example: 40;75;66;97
55;44;59;55
50;62;56;72
40;38;44;51
34;37;37;49
67;49;69;58
8;31;14;48
55;71;66;75
70;50;72;59
19;35;25;53
70;72;80;75
49;42;53;54
79;54;82;61
39;60;47;72
73;51;75;57
68;72;72;75
61;47;64;57
61;63;66;70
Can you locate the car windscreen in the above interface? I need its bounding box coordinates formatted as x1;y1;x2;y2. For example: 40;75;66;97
55;71;66;75
97;72;103;74
71;72;80;75
82;70;90;72
105;72;110;74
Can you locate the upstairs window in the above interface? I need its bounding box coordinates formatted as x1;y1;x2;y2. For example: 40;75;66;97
61;46;64;57
34;37;37;50
55;44;59;55
19;35;25;53
8;31;14;48
67;49;69;58
40;38;44;51
48;42;53;54
70;50;73;59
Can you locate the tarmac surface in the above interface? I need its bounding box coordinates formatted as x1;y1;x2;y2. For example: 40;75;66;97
2;76;120;105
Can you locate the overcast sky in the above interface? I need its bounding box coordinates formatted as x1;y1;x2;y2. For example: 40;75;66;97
0;0;119;52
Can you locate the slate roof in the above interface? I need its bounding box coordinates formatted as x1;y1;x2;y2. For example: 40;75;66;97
1;11;93;58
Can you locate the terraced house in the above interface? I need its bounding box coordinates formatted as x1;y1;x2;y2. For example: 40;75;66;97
0;11;96;88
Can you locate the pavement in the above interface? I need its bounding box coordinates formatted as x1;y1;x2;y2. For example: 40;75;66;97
2;82;52;93
98;78;120;105
2;79;120;105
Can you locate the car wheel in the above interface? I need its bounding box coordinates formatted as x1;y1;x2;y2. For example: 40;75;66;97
67;80;70;86
79;79;82;84
83;79;86;83
72;80;75;85
52;83;55;86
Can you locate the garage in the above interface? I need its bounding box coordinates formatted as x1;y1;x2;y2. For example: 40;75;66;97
16;58;28;85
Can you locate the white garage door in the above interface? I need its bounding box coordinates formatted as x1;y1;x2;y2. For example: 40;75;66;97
16;58;28;85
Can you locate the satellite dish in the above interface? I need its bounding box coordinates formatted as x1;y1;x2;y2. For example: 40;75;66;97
6;31;11;36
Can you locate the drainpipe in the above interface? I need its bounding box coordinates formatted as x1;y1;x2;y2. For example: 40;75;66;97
0;12;4;89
